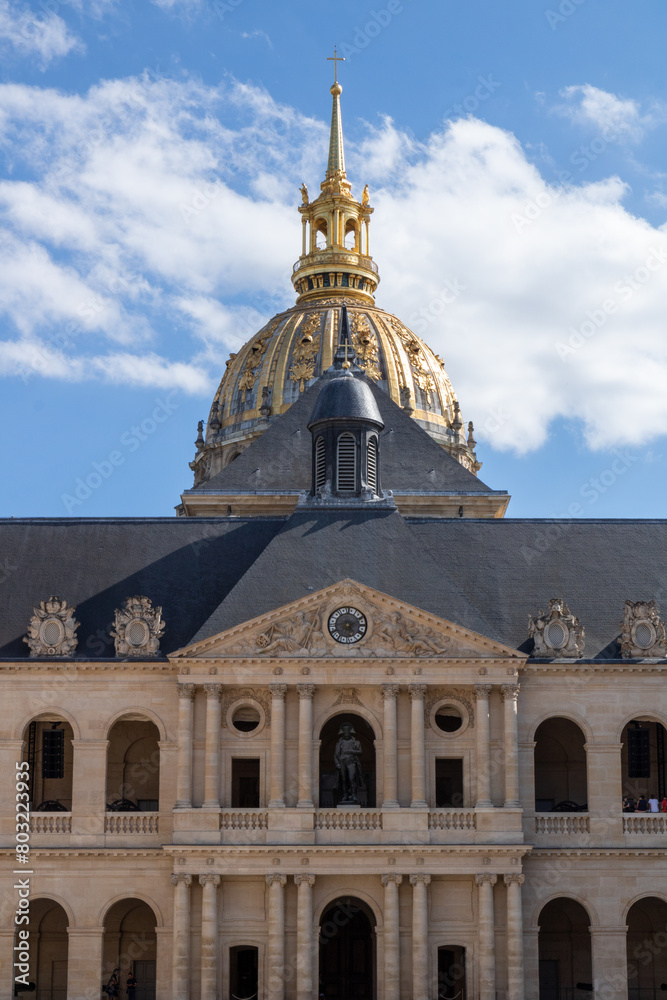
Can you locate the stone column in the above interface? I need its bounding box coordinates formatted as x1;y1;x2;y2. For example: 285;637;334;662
381;874;403;1000
410;874;431;1000
175;684;195;809
171;873;192;1000
475;685;493;807
382;685;400;808
269;685;287;808
475;874;497;1000
504;874;525;1000
409;684;428;808
65;927;103;1000
501;685;520;808
295;874;316;1000
297;685;315;808
199;874;221;1000
591;926;629;1000
266;874;287;1000
202;685;222;808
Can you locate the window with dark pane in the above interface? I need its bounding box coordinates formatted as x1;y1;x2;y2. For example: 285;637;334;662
42;728;65;779
628;726;651;778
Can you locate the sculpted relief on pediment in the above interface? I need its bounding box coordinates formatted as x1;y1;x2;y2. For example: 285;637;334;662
201;583;500;659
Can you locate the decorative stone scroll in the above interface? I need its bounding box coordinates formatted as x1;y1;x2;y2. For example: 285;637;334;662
111;596;165;658
529;598;584;658
24;596;79;657
620;600;667;658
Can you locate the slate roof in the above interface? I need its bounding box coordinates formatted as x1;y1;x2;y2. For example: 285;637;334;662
0;517;284;658
308;371;383;428
184;373;502;498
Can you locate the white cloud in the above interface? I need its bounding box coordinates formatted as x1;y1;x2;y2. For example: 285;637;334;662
2;74;667;451
0;0;81;68
557;84;647;142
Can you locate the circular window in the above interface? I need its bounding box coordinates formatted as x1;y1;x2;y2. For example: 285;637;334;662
430;699;470;738
40;618;64;649
545;620;568;650
227;699;265;738
633;621;655;650
127;619;149;647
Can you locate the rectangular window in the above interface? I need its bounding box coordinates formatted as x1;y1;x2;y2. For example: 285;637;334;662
628;727;651;778
231;758;260;808
435;758;464;807
42;728;65;780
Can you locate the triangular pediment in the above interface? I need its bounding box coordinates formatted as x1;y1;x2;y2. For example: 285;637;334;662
172;579;523;660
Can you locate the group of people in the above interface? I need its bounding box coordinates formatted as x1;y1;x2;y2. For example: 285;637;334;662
622;793;667;812
104;970;137;999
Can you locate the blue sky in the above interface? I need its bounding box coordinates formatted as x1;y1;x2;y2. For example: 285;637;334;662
1;0;667;517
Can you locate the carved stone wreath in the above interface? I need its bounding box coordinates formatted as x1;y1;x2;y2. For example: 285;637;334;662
620;600;667;658
529;598;584;658
221;688;271;727
111;596;165;658
424;688;475;727
24;596;79;657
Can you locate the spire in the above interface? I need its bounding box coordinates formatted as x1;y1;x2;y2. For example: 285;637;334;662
326;48;346;180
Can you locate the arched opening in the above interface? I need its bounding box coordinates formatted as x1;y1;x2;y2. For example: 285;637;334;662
438;945;466;1000
106;718;160;812
319;897;375;1000
23;717;74;812
229;945;258;1000
336;432;356;492
627;897;667;998
538;898;592;1000
319;713;376;807
315;219;328;251
103;899;157;1000
344;219;357;250
14;898;69;998
621;717;667;806
534;718;588;812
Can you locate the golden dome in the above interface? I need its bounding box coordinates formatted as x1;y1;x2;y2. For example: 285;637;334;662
189;62;480;487
191;301;480;486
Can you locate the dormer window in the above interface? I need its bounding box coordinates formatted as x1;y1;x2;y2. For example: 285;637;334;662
367;436;378;494
315;436;326;491
336;433;356;491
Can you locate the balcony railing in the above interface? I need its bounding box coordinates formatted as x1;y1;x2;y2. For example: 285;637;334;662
292;252;379;275
624;814;667;834
30;812;72;834
105;812;159;834
429;809;477;831
220;810;268;831
535;813;590;835
316;809;382;831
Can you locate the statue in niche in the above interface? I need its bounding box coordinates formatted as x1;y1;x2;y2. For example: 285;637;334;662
334;723;365;804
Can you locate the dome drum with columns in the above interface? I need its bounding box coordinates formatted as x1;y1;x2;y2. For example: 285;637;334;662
190;70;480;490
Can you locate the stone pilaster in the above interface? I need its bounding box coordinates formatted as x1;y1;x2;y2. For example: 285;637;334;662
381;873;403;1000
504;874;525;1000
475;873;497;1000
171;873;192;1000
409;684;427;807
269;685;287;808
475;685;493;807
266;873;287;1000
410;873;431;1000
382;685;400;807
501;685;520;807
202;685;222;808
294;874;316;1000
199;874;221;1000
175;684;195;809
296;685;315;808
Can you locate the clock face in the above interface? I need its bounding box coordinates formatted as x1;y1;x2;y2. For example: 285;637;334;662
328;606;368;644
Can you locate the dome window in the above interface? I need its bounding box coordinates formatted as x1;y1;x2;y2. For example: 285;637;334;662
315;436;326;491
336;433;356;491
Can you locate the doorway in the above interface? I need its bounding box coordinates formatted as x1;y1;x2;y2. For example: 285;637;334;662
229;946;258;1000
319;898;375;1000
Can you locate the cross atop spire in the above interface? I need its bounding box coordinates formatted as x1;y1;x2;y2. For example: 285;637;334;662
327;47;345;84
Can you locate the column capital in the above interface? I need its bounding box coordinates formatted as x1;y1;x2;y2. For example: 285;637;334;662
503;874;525;886
501;684;520;701
297;684;315;699
177;683;196;699
269;683;287;698
203;683;222;699
294;873;316;887
199;874;221;887
171;873;192;886
381;873;403;887
475;873;498;886
266;873;287;887
382;683;400;699
409;873;431;886
475;683;493;698
409;683;427;700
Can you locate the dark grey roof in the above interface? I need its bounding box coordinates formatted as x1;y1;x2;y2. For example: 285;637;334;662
187;374;502;498
307;372;384;428
190;508;501;644
0;517;284;658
